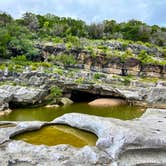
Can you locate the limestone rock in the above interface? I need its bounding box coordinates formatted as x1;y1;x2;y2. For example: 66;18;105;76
146;87;166;104
0;108;166;165
54;108;166;165
0;85;48;107
60;97;73;106
88;98;126;107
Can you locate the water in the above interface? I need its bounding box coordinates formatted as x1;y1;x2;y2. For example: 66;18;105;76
13;125;97;147
0;103;144;121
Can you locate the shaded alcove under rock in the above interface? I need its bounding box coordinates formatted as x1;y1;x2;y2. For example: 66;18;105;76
70;90;125;102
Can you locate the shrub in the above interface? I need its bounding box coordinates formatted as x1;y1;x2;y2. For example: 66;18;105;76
75;77;84;84
138;50;155;65
93;73;105;80
121;50;134;62
50;86;62;98
11;55;30;65
55;54;76;66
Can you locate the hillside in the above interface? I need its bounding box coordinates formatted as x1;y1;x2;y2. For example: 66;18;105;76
0;12;166;79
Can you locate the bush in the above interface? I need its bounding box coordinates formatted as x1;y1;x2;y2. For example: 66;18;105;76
55;54;76;66
137;50;155;65
121;50;134;62
93;73;104;80
75;77;84;84
11;55;30;65
50;86;62;98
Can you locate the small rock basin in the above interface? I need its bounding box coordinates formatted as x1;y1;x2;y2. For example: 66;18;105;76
12;125;98;148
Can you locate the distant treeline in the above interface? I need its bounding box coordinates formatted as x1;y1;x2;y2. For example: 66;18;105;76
0;12;166;59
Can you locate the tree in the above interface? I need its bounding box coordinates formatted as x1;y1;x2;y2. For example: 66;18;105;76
0;29;11;58
22;12;39;32
0;12;13;26
88;23;104;39
138;25;152;42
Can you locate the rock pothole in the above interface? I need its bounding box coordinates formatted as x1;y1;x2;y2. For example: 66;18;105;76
11;125;98;148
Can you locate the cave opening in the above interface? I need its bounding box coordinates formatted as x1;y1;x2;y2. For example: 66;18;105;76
70;90;123;102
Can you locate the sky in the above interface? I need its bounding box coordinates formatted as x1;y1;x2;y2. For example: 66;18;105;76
0;0;165;26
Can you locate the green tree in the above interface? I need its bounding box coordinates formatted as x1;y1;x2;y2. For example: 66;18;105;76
88;23;104;39
0;12;13;26
22;12;39;32
0;29;11;58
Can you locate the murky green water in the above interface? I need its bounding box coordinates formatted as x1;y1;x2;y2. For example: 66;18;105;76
13;125;97;147
0;103;144;121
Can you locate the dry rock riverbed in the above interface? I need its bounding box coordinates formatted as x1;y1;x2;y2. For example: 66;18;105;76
0;108;166;166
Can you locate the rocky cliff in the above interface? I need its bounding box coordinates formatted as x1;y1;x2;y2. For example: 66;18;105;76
37;42;166;78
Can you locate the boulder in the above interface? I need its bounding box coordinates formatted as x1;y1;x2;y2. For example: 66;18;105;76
60;97;73;106
0;109;12;117
88;98;126;107
146;87;166;104
0;85;48;108
45;104;60;108
0;89;13;111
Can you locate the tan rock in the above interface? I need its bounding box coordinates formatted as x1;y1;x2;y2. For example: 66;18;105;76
88;98;126;107
0;109;12;117
45;104;59;108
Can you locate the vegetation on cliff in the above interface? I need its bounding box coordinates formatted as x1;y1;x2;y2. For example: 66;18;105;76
0;11;166;75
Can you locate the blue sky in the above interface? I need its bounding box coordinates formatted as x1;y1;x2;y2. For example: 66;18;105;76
0;0;165;26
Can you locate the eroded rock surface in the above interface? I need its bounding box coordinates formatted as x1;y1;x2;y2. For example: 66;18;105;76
54;108;166;165
0;108;166;165
0;85;48;111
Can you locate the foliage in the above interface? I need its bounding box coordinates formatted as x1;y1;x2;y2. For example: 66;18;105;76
121;50;134;62
65;35;83;48
50;86;62;98
137;50;155;65
54;54;76;66
0;11;165;66
0;29;10;58
75;77;84;84
93;73;105;80
88;23;104;39
11;55;30;65
0;12;13;25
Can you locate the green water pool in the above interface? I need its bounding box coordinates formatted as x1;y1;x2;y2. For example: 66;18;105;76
0;102;144;121
13;125;98;147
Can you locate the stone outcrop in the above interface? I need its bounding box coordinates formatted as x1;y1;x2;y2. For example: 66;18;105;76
0;108;166;165
0;85;48;111
0;89;13;111
147;87;166;104
54;108;166;165
0;71;166;110
37;42;166;78
59;97;73;106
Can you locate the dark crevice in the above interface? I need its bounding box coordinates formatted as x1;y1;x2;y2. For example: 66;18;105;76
70;90;125;102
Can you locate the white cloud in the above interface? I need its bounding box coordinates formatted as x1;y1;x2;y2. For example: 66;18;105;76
0;0;165;26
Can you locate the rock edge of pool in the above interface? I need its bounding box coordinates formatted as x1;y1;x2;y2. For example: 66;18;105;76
0;108;166;166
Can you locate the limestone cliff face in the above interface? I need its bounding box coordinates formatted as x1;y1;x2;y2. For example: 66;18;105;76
37;43;166;78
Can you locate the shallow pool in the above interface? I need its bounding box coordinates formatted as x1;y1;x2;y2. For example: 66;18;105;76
13;125;98;147
0;103;144;121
